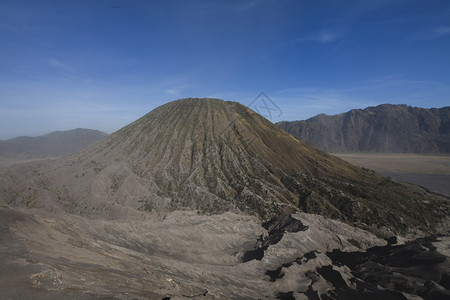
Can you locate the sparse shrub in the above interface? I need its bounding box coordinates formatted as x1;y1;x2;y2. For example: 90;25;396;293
21;190;39;208
348;238;361;249
143;201;153;212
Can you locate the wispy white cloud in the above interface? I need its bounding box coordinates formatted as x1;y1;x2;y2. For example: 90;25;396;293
361;74;450;92
164;84;192;97
276;29;344;50
269;75;450;122
235;0;259;12
412;26;450;40
48;58;73;71
180;0;261;16
270;89;368;122
303;31;341;43
48;59;65;68
434;26;450;37
259;28;344;60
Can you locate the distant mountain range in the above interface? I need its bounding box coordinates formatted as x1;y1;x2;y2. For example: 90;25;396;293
277;104;450;153
0;128;107;160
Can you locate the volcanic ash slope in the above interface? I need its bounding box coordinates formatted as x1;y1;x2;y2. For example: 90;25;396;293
1;98;450;299
1;98;448;235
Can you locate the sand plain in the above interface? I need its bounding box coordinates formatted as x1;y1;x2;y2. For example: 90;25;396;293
333;153;450;197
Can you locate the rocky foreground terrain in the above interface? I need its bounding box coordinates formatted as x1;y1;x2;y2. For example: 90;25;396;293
277;104;450;153
2;207;450;299
1;98;449;299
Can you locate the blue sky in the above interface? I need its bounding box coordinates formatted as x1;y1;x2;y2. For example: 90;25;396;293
1;0;449;139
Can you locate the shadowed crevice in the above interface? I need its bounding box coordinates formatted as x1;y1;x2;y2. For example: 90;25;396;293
242;214;308;262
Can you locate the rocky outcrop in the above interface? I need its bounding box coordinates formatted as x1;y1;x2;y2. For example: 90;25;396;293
277;104;450;153
242;214;309;262
324;236;450;299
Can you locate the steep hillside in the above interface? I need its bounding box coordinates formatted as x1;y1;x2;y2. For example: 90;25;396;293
0;128;108;160
1;98;448;235
277;104;450;153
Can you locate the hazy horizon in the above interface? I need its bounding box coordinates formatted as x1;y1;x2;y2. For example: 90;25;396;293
1;101;449;140
1;0;449;139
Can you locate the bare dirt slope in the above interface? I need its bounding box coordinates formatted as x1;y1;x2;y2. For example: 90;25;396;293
1;99;449;235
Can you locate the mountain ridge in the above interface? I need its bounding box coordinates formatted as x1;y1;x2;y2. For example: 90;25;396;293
1;98;448;236
277;104;450;153
0;128;108;161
